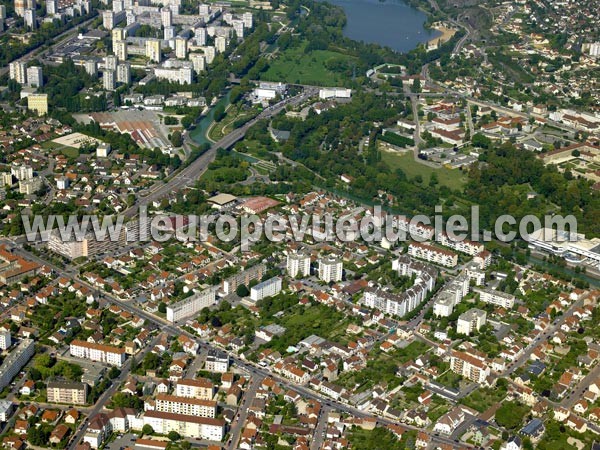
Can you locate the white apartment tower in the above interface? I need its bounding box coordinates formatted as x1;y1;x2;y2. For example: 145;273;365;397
85;59;98;77
287;252;310;278
146;39;161;63
318;256;343;283
161;7;172;27
103;69;115;91
116;63;131;84
26;66;43;87
215;36;226;53
114;40;127;61
46;0;56;14
104;54;118;71
9;61;27;84
24;8;36;29
0;329;11;351
175;36;188;59
190;53;205;73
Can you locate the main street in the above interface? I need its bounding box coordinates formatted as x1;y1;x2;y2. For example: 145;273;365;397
5;241;473;449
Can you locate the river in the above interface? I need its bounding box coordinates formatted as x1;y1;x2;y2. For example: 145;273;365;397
325;0;440;53
188;91;232;146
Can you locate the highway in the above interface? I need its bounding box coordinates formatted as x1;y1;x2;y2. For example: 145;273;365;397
122;87;317;219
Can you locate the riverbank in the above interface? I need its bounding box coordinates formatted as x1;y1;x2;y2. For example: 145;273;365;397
428;23;457;46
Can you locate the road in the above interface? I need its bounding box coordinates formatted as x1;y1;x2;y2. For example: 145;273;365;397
5;241;473;450
123;88;317;219
226;376;261;450
65;334;160;450
0;15;98;77
310;405;330;450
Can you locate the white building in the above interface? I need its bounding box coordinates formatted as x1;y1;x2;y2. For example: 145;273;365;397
175;36;188;59
286;252;310;278
408;242;458;268
117;63;131;84
166;288;216;323
153;394;216;418
456;309;487;335
141;411;224;441
319;87;351;99
175;378;214;400
9;61;27;84
69;340;126;367
318;256;343;283
160;7;172;27
0;329;11;351
154;65;193;85
103;69;115;91
214;35;226;53
475;287;515;309
114;40;128;61
204;350;229;373
0;339;35;391
26;66;43;88
250;277;282;302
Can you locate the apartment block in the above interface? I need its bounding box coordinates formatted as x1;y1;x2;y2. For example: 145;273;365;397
408;242;458;268
141;411;224;441
166;288;216;323
175;378;214;400
70;340;126;367
286;251;310;278
250;277;282;302
475;287;516;309
318;256;343;283
153;394;216;418
0;339;35;391
456;309;487;335
222;264;265;295
450;350;490;384
204;350;229;373
47;380;87;405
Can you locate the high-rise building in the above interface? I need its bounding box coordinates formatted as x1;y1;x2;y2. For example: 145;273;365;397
215;35;226;53
242;12;253;29
103;69;115;91
26;66;43;88
204;46;215;64
116;63;130;84
46;0;56;14
112;0;123;12
111;27;125;42
14;0;26;16
24;8;36;29
198;3;209;15
456;309;487;335
9;61;27;84
190;53;205;74
163;26;175;40
233;20;244;39
102;10;114;29
161;6;171;27
175;36;187;59
287;252;310;278
27;93;48;116
104;54;117;71
318;256;343;283
0;329;10;351
85;59;97;77
194;27;206;46
113;40;127;61
0;5;7;19
145;39;161;63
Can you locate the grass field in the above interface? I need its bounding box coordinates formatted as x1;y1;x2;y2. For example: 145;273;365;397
262;42;354;86
381;149;467;191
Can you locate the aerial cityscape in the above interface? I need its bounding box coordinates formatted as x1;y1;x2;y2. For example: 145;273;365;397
0;0;598;448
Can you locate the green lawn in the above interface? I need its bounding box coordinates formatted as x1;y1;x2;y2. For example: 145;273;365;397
460;387;505;413
261;41;354;86
61;147;80;158
381;149;467;191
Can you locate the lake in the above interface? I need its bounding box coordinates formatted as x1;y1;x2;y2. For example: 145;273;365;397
324;0;440;53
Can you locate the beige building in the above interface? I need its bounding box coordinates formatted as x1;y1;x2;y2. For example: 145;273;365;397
27;93;48;116
47;380;87;405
